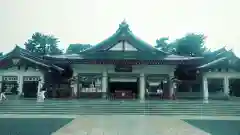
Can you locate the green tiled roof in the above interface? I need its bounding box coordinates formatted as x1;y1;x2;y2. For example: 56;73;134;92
0;45;64;71
198;48;240;70
81;20;167;55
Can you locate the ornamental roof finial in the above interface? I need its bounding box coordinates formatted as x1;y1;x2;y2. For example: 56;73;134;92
122;18;126;24
119;18;129;29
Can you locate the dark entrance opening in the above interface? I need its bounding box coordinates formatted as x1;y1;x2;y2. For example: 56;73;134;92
109;81;138;99
23;81;39;98
229;79;240;97
2;81;18;95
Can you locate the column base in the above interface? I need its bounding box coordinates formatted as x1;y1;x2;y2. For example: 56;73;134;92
203;99;209;103
102;92;107;99
139;99;145;103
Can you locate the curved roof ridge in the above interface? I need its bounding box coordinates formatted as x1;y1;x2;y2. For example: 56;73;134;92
81;21;168;55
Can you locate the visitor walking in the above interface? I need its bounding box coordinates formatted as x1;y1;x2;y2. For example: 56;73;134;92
37;90;46;102
0;91;7;102
172;82;177;100
157;88;163;100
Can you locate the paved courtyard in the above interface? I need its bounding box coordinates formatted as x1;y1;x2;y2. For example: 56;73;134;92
1;115;240;135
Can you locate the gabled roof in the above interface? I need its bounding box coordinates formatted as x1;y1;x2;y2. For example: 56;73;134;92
198;48;239;70
203;47;229;60
59;20;201;63
0;45;64;71
197;57;228;69
81;20;167;55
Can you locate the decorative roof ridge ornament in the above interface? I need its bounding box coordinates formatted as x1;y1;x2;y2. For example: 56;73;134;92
118;19;130;32
12;58;20;65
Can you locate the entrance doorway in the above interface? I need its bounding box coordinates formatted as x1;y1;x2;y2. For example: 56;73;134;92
22;76;40;98
229;79;240;97
109;78;138;99
23;81;39;98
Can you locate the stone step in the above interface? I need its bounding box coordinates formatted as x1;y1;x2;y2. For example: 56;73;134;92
2;105;239;108
5;100;240;104
0;107;239;111
1;107;240;111
2;103;240;106
1;100;240;116
0;110;239;114
0;111;240;116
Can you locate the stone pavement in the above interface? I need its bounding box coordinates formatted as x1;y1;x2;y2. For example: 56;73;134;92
1;99;240;135
1;114;240;135
52;115;209;135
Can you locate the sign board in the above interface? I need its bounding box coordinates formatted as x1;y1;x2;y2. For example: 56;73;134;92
23;76;40;81
3;76;18;81
115;65;132;72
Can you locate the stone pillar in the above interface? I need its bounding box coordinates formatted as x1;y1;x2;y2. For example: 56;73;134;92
139;73;145;100
169;72;175;99
223;76;230;97
18;75;23;96
73;72;78;98
37;76;44;94
0;76;2;92
202;76;209;103
169;81;174;99
102;71;108;99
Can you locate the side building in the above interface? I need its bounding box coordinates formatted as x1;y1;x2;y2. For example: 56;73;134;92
0;21;239;100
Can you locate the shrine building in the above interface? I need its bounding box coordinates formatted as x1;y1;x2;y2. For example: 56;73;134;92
0;21;240;100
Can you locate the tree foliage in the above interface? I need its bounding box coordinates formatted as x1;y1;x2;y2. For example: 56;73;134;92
156;33;207;56
174;33;207;56
155;37;169;52
155;37;176;53
24;32;63;55
66;44;92;54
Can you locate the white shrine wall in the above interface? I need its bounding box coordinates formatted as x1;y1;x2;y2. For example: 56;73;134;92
0;66;44;94
71;64;176;75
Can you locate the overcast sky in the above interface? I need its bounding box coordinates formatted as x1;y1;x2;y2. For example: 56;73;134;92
0;0;240;55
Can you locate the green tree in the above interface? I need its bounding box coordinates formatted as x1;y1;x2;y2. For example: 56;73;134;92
173;33;207;56
155;37;177;53
24;32;63;55
155;37;169;51
66;44;92;54
155;33;208;56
